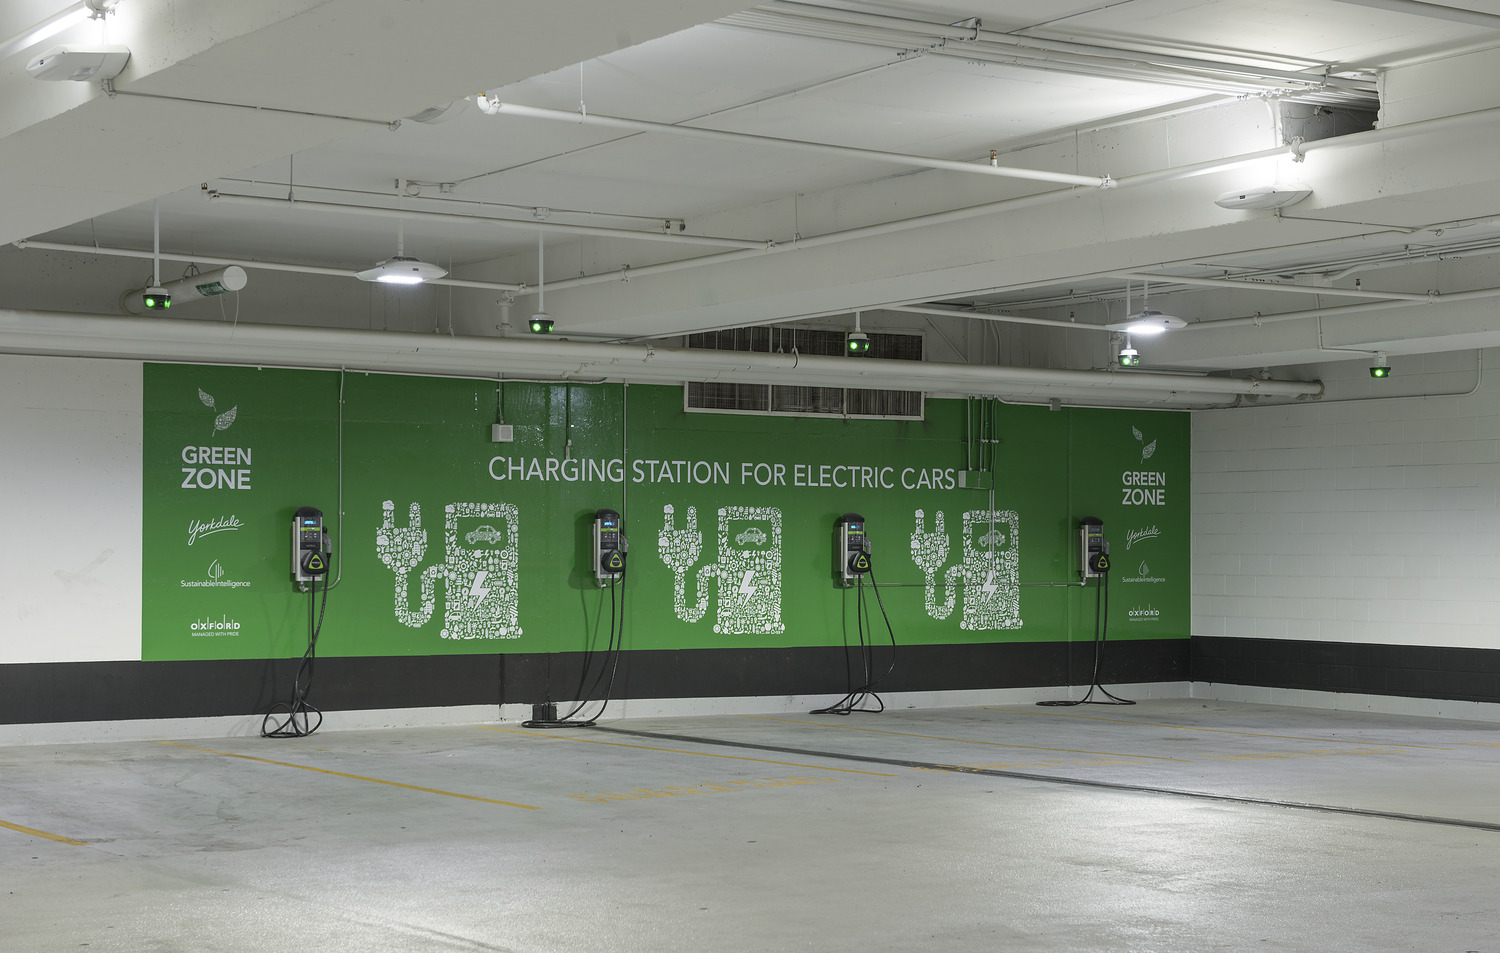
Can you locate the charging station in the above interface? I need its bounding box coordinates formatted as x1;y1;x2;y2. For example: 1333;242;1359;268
814;513;893;716
836;512;871;586
594;508;627;586
292;506;332;587
1079;516;1109;579
527;507;630;728
267;506;335;738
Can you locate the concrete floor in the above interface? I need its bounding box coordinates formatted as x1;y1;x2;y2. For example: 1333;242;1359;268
3;699;1499;952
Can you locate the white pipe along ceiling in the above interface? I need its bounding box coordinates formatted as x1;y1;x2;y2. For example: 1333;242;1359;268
0;310;1320;402
5;0;1500;404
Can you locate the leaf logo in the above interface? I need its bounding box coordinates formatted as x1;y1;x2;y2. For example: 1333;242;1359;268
1130;425;1158;463
208;559;225;581
197;388;238;436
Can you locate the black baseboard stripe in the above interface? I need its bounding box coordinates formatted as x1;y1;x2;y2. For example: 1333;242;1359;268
1192;636;1500;705
0;639;1187;725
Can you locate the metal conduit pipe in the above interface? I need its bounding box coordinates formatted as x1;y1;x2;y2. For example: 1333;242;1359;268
204;191;769;251
1184;283;1500;330
476;100;1112;189
0;310;1321;400
727;11;1359;99
754;1;1376;94
536;101;1500;297
1323;0;1500;30
13;239;525;293
1114;272;1434;301
887;304;1113;333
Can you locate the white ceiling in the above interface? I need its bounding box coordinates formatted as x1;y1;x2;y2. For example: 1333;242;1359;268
6;0;1500;398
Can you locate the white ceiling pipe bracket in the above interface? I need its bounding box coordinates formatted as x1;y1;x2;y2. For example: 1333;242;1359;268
0;309;1322;401
477;99;1114;189
14;239;524;292
205;191;769;251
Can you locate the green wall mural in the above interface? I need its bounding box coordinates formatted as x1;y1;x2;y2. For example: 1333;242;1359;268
142;364;1189;663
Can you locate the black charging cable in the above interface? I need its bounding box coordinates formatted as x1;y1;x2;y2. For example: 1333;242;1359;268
1038;572;1134;707
262;571;330;737
525;565;627;728
812;563;897;716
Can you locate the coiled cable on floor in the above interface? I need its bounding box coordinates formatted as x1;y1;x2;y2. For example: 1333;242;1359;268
1038;573;1133;707
525;567;626;728
812;566;897;716
262;573;329;738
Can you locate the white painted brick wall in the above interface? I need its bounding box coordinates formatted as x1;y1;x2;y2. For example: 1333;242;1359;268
1193;349;1500;649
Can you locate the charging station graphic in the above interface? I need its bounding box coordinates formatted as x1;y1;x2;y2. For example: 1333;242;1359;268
910;508;1022;631
657;504;784;635
375;500;522;639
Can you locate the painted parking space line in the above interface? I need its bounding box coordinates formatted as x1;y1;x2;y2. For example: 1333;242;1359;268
157;742;541;810
483;726;900;777
744;714;1193;762
0;818;89;846
998;707;1455;749
594;725;1500;834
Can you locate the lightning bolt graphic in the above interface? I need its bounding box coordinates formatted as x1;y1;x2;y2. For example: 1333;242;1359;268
981;569;998;596
469;570;492;605
738;569;758;599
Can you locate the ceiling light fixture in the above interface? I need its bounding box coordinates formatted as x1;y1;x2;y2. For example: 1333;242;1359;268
356;215;445;285
1214;184;1313;210
26;44;129;81
357;256;445;285
1107;309;1188;335
1105;282;1186;335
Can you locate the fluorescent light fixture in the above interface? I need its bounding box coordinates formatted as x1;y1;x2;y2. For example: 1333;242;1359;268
1214;185;1312;210
356;256;446;284
1106;310;1187;335
26;44;129;80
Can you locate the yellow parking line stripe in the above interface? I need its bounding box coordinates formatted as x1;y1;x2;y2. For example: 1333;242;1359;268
1001;708;1452;749
157;741;541;810
483;726;899;776
0;818;89;846
744;714;1193;762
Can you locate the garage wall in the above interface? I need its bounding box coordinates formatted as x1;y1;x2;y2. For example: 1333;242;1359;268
1;354;1193;738
0;354;142;664
1192;348;1500;703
